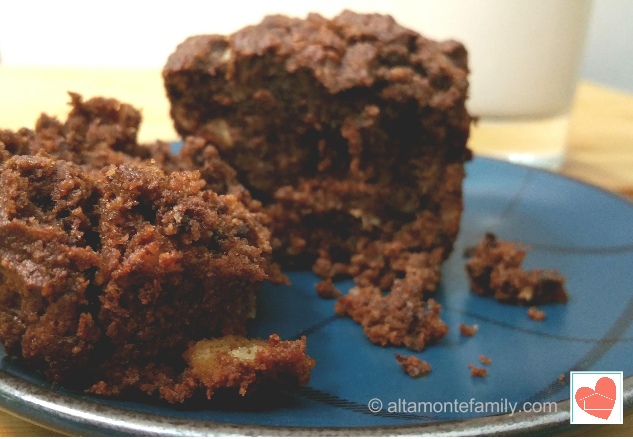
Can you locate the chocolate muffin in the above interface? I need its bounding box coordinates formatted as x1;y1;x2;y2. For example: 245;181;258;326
163;11;472;349
163;10;472;273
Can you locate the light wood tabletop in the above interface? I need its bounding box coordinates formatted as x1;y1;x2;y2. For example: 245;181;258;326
0;67;632;436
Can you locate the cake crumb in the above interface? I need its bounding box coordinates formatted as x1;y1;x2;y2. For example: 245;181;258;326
527;306;546;321
394;354;431;378
315;279;342;299
558;374;565;382
479;354;492;365
465;233;568;305
468;363;488;378
335;278;449;351
459;323;478;337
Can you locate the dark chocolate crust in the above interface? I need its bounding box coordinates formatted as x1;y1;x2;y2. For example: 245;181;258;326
163;10;472;271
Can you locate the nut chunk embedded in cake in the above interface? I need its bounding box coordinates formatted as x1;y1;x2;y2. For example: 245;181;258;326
181;335;316;401
465;233;568;305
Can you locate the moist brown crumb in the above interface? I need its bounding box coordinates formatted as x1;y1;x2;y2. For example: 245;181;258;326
315;279;342;299
479;354;492;365
559;374;565;382
335;259;449;351
465;233;569;305
527;306;546;321
334;250;449;351
468;363;488;378
459;323;479;337
394;353;431;378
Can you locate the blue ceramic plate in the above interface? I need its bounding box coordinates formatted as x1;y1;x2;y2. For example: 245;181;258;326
2;157;633;436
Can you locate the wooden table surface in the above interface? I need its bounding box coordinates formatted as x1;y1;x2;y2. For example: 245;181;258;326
0;67;632;436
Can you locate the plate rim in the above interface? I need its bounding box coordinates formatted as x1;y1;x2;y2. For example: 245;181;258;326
1;370;632;436
2;156;633;436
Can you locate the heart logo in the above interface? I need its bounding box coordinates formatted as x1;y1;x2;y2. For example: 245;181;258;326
574;377;617;420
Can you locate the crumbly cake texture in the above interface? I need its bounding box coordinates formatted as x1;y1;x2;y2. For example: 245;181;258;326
527;306;546;321
334;249;447;350
163;12;471;347
394;353;431;378
459;323;478;337
0;96;309;400
315;279;342;299
479;354;492;365
0;93;170;169
465;233;568;305
468;363;487;378
334;251;447;351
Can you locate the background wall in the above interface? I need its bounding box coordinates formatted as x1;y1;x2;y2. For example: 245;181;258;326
0;0;631;93
580;0;633;94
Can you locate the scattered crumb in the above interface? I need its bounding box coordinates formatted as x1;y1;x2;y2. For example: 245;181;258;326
479;354;492;365
335;283;449;351
465;233;569;305
527;306;546;321
459;323;478;337
394;353;432;378
559;374;565;382
468;363;487;378
315;279;342;299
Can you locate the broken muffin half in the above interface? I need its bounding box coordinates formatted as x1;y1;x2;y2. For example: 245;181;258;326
0;97;312;402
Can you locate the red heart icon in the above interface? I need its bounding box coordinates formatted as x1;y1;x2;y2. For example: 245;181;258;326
574;377;616;420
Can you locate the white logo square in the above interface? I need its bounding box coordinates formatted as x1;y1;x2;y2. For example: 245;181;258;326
570;371;623;424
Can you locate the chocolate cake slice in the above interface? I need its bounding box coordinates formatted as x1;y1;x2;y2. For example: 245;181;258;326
164;11;472;349
164;10;471;275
